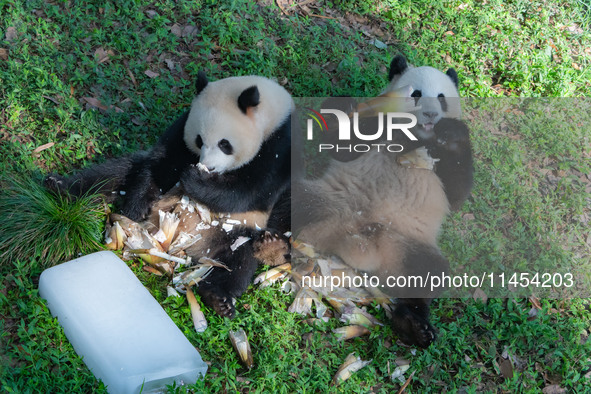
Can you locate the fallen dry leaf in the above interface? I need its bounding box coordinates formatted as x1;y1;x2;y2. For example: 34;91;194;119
370;38;387;49
145;69;160;78
32;142;55;154
529;295;542;310
82;97;108;111
124;62;138;87
82;97;123;113
42;95;62;105
0;48;8;60
542;385;566;394
164;59;175;70
170;24;182;37
5;27;17;42
499;357;513;379
182;25;199;38
473;288;488;303
131;117;144;126
94;47;114;64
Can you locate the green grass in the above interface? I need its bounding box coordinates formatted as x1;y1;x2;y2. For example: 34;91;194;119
440;98;591;298
0;175;105;272
1;0;591;392
336;0;591;96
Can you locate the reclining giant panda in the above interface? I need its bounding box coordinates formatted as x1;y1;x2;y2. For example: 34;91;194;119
292;55;474;347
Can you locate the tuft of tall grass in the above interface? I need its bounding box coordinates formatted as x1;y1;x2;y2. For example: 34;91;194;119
0;175;105;271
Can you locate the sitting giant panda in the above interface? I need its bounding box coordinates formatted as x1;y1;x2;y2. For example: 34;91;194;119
293;55;474;347
46;72;293;318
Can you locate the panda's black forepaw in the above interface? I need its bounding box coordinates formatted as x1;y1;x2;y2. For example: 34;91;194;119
253;230;291;266
43;174;66;193
391;303;437;348
180;166;220;197
120;200;152;222
197;287;236;319
186;164;220;180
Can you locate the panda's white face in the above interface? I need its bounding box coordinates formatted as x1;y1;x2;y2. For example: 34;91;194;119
183;75;293;174
190;106;261;174
385;64;461;132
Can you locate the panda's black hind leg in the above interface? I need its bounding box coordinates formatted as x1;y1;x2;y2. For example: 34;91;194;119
390;298;437;348
195;229;262;319
43;155;139;199
197;285;236;318
388;242;449;347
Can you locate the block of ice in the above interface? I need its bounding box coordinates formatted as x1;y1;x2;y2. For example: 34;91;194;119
38;251;207;394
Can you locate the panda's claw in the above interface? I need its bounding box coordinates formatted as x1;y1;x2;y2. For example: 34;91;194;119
197;287;236;319
213;296;235;318
260;230;281;244
391;302;437;348
253;229;290;266
43;174;65;193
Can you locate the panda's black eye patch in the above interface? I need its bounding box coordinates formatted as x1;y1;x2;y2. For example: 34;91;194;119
411;89;422;105
196;135;203;149
438;93;448;112
218;139;233;155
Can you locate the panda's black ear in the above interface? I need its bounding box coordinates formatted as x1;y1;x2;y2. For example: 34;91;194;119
388;54;408;81
195;71;209;95
446;68;459;88
238;85;260;114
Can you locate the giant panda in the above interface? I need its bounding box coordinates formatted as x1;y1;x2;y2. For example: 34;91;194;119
170;73;293;317
45;72;293;318
292;56;474;348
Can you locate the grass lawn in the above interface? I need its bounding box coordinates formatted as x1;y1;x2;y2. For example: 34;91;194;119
1;0;591;392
